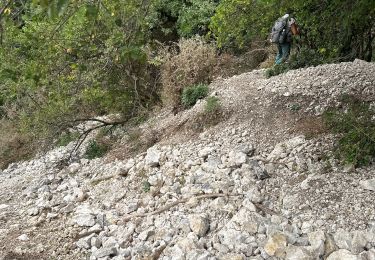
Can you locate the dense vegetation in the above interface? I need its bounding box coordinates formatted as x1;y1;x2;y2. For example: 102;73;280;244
0;0;374;168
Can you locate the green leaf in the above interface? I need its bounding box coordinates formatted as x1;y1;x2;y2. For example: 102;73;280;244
56;0;69;16
86;4;98;20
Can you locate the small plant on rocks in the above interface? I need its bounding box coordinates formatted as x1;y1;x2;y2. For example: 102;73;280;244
84;139;109;159
205;96;220;113
143;181;151;192
181;84;209;108
323;95;375;167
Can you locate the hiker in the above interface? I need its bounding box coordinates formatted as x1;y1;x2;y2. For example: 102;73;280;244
270;14;299;64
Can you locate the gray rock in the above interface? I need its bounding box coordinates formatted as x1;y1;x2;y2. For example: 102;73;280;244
17;234;29;241
228;151;247;167
91;237;102;248
92;247;118;258
145;147;161;167
0;204;10;210
189;215;210;237
27;207;39;216
249;160;269;180
308;230;326;256
73;214;96;227
283;194;299;209
359;248;375;260
285;245;314;260
138;229;155;241
351;231;368;254
359;179;375;191
102;236;117;248
326;249;360;260
76;235;93;249
264;232;287;258
333;229;352;250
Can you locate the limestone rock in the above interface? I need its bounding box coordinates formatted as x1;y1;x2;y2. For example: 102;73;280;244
92;247;118;258
285;245;314;260
264;232;287;257
145;147;161;167
326;249;360;260
359;179;375;191
189;215;210;237
73;214;96;227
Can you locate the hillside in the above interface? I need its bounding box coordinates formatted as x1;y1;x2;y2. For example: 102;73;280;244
1;60;375;260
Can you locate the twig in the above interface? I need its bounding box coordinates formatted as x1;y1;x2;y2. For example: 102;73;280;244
122;193;244;222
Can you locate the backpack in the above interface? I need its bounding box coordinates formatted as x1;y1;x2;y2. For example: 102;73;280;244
270;17;287;43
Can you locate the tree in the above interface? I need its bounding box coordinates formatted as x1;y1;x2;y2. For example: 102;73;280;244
0;0;160;147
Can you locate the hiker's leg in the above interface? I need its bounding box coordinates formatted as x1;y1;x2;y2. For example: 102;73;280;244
275;44;283;64
281;43;291;62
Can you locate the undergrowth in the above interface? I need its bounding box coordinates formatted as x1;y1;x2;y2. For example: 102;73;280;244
323;95;375;167
56;132;80;147
84;139;110;159
181;84;209;108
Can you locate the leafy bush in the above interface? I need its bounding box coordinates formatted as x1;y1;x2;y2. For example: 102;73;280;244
181;84;209;108
152;0;218;39
160;38;217;107
84;140;109;159
323;95;375;167
210;0;277;50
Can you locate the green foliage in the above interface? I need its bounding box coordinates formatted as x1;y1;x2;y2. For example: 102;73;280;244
290;0;375;61
205;96;220;113
323;95;375;167
181;84;209;108
210;0;278;49
142;181;151;192
84;139;109;159
56;132;79;147
152;0;218;39
0;0;160;146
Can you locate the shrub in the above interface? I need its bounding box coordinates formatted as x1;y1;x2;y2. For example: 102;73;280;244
160;37;217;107
0;120;35;169
181;84;209;108
323;95;375;167
205;96;220;113
84;139;109;159
56;132;79;147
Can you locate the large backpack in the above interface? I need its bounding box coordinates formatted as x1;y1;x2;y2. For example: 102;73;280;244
270;17;287;43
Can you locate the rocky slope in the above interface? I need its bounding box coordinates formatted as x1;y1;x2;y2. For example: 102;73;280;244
1;59;375;260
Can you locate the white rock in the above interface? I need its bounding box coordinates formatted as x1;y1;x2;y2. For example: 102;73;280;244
264;232;287;257
18;234;29;241
333;229;352;250
228;151;247;166
326;249;360;260
92;247;118;258
189;215;210;237
285;245;314;260
73;214;96;227
359;179;375;191
145;147;161;167
0;204;10;210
